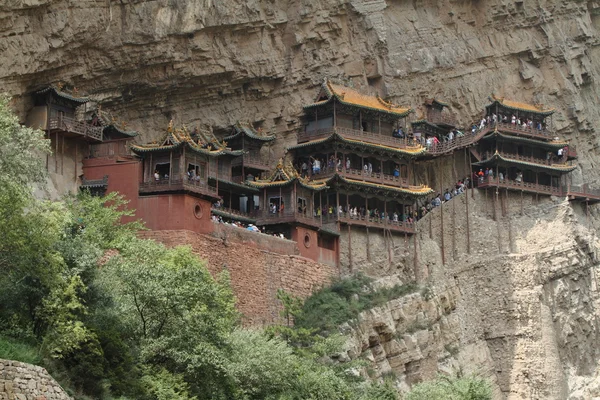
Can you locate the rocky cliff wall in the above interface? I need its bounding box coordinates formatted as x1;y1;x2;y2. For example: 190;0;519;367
341;188;600;399
2;0;600;177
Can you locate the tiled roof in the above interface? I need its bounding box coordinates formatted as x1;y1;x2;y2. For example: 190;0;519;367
246;160;329;191
95;110;138;137
337;176;434;196
304;79;413;117
35;86;90;104
424;98;450;108
287;132;426;157
131;123;243;157
488;95;555;116
224;122;276;142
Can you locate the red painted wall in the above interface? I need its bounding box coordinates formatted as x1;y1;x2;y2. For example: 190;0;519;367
137;195;214;234
291;226;339;267
82;158;141;222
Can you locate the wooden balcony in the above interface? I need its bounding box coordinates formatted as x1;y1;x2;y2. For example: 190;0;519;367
211;206;258;222
338;214;415;234
87;140;132;159
565;184;600;204
477;177;562;196
313;167;410;188
48;116;103;142
495;122;553;140
478;178;600;204
256;210;324;229
230;154;271;171
139;177;219;199
425;125;492;156
480;151;574;168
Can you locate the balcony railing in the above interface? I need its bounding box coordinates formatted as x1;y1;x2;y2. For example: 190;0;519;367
230;153;271;170
480;151;573;167
139;177;218;198
424;124;493;156
477;177;562;195
306;166;410;188
48;116;103;141
87;140;132;158
495;121;553;139
338;214;415;234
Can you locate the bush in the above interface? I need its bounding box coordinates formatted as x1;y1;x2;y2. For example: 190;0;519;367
0;335;41;365
405;374;492;400
294;274;419;334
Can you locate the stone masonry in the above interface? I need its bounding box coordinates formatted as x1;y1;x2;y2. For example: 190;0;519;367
0;359;71;400
141;224;338;325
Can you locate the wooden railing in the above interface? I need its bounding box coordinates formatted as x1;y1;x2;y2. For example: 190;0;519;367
495;122;553;139
306;166;410;188
338;214;415;234
335;126;420;149
139;177;218;197
565;184;600;201
480;151;573;167
478;177;562;195
231;153;271;170
297;128;335;143
425;125;493;155
87;140;131;158
478;177;600;202
48;116;103;141
211;206;257;219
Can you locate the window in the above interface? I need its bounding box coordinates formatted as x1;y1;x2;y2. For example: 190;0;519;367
297;197;307;214
154;163;170;179
187;163;206;179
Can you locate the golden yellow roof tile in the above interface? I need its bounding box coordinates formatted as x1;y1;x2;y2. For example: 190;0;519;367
327;82;412;116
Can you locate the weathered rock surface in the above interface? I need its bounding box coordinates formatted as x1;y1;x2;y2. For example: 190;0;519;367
341;190;600;399
3;1;600;399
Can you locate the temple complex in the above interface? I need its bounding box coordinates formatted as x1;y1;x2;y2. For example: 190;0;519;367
25;80;600;269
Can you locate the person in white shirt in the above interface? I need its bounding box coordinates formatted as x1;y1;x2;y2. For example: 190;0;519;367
154;170;160;181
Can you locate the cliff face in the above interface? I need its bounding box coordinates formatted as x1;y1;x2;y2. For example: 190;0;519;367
342;190;600;399
2;1;600;171
3;0;600;398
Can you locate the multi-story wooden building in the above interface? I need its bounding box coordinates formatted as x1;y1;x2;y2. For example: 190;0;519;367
288;79;434;235
473;97;577;197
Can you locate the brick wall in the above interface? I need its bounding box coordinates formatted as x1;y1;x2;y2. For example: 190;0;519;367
140;226;339;325
0;359;71;400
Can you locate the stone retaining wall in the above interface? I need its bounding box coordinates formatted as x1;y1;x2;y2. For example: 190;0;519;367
0;359;71;400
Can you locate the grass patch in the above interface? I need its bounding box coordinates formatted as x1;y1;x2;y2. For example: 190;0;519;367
0;335;42;365
294;274;420;334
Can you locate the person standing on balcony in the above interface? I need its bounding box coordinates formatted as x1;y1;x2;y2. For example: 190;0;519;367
311;157;321;175
368;162;373;177
394;165;400;178
346;157;351;171
301;161;308;178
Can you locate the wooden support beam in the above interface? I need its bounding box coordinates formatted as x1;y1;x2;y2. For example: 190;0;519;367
348;224;352;272
60;134;64;175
